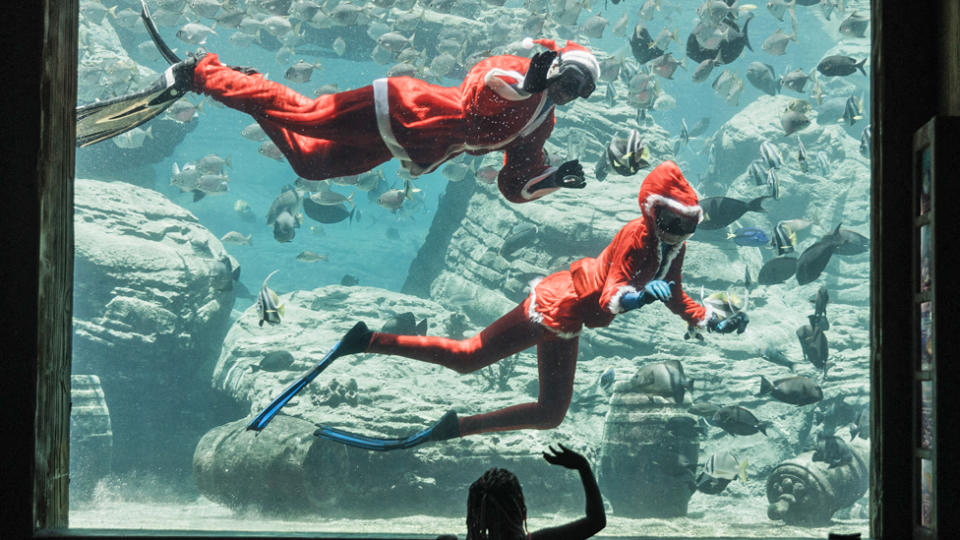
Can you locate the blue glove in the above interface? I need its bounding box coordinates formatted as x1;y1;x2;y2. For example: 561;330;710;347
620;280;674;311
644;280;675;302
707;312;749;334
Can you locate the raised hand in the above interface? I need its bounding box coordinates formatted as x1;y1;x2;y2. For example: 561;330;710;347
522;50;559;93
543;443;590;471
554;160;586;189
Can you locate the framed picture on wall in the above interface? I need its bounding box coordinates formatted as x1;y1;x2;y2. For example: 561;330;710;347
920;458;934;529
919;381;934;450
919;225;931;293
919;145;931;215
920;302;933;370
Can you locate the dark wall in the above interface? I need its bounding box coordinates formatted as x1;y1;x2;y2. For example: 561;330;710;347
1;3;44;539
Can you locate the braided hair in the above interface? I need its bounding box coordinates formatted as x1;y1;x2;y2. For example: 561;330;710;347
466;468;528;540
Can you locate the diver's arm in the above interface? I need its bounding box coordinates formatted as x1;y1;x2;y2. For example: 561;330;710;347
498;120;559;203
662;245;709;326
531;445;606;540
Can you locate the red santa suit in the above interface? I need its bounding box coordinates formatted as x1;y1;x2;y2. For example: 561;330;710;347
367;161;713;438
191;49;593;203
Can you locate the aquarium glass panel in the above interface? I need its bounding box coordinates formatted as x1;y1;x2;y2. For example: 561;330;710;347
71;0;873;536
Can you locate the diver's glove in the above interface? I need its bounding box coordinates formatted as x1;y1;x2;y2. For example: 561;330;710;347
707;312;750;334
169;51;207;93
539;160;586;189
621;280;675;311
643;280;674;302
523;50;559;93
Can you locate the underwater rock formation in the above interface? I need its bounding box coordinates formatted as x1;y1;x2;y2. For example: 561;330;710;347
70;374;113;501
73;179;242;478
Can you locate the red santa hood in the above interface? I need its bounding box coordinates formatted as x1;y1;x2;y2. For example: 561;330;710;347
637;160;702;224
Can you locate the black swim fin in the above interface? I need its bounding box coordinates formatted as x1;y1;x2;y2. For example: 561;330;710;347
247;321;371;432
75;1;184;147
314;410;460;451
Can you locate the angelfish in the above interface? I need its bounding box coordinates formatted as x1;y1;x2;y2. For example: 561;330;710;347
257;270;285;327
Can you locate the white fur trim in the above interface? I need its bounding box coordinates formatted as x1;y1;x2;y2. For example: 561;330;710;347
697;304;717;328
545;326;581;339
526;278;580;339
655;242;682;281
522;37;535;49
520;167;559;200
527;277;545;324
373;78;412;162
484;68;532;101
559;50;600;82
518;94;551;138
643;193;703;223
607;285;637;314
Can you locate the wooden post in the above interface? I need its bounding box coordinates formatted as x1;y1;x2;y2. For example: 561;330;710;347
34;0;77;531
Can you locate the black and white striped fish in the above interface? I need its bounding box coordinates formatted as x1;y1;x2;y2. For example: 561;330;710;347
257;270;284;327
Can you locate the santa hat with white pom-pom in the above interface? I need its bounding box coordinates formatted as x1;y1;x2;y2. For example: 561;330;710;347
522;37;600;83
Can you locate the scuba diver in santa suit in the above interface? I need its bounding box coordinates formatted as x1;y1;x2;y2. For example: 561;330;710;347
247;161;750;450
79;18;601;204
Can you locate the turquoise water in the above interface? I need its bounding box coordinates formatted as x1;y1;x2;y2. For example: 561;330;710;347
72;0;871;537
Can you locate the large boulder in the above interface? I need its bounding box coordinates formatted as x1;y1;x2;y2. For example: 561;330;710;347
73;178;243;480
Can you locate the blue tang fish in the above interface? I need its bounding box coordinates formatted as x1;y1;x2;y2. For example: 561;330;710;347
728;227;771;247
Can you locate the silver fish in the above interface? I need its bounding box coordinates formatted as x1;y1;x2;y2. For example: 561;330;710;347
781;110;810;136
285;60;321;83
761;28;795;56
241;123;267;142
579;14;608;39
259;141;285;161
176;22;216;45
377;179;419;211
839;10;869;38
779;68;810;92
377;32;414;53
196;153;231;175
766;0;795;22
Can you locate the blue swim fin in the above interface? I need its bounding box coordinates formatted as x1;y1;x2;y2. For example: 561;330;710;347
313;410;460;451
246;321;371;432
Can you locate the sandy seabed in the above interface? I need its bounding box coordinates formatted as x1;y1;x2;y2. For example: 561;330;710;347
70;495;869;538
